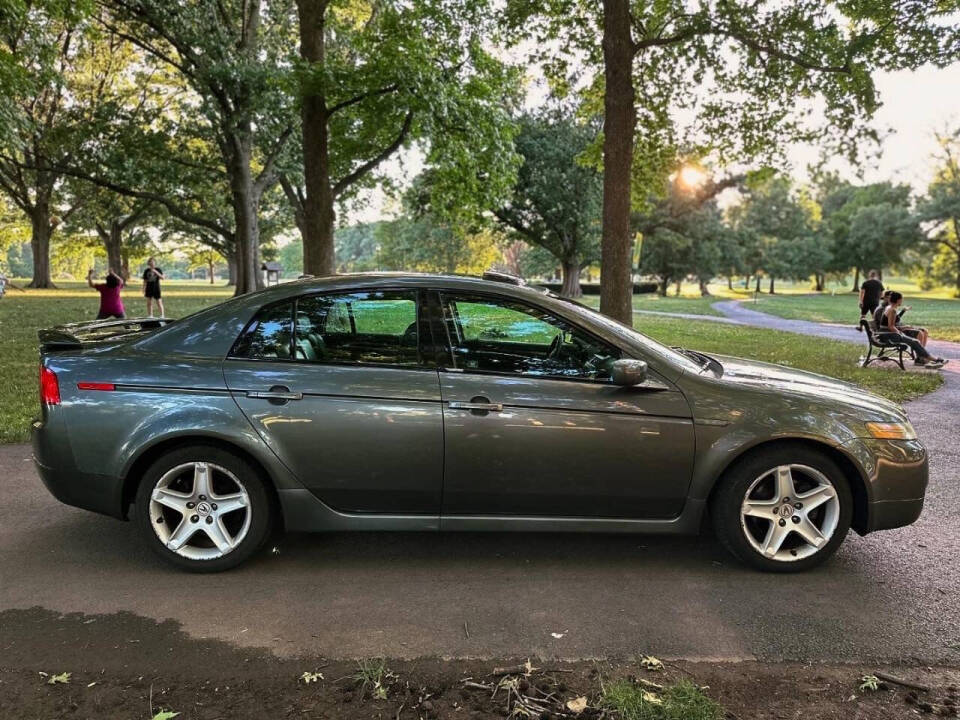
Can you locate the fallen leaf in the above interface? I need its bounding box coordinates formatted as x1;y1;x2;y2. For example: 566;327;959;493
47;672;71;685
566;696;588;713
151;712;180;720
551;632;566;639
640;655;664;672
642;690;663;705
300;671;324;684
87;681;97;688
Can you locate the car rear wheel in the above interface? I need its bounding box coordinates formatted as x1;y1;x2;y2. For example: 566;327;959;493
134;445;273;572
711;445;852;572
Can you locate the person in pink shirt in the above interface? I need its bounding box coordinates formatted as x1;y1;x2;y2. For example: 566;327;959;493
87;268;126;320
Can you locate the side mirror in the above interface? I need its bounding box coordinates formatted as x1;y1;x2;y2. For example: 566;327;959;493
611;359;648;386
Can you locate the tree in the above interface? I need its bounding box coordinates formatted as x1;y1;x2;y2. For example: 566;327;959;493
99;0;297;294
635;169;746;295
291;0;519;277
376;217;500;275
492;112;602;297
819;178;917;288
0;11;94;286
334;222;382;273
733;176;825;293
509;1;960;323
919;128;960;294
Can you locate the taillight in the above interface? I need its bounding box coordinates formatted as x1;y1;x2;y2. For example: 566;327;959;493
39;365;61;406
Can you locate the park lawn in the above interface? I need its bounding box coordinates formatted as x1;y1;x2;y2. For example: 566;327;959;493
0;283;942;444
748;293;960;343
0;281;232;444
635;314;942;404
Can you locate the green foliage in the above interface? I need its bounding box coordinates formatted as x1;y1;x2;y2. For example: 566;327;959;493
918;128;960;293
492;110;602;289
334;223;384;273
375;216;499;275
508;0;960;205
733;176;829;290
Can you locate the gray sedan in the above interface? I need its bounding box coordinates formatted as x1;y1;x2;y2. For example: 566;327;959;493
32;273;927;572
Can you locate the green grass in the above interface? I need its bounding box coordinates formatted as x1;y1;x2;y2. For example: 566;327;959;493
0;281;943;444
636;314;942;404
0;281;231;444
601;678;725;720
746;293;960;343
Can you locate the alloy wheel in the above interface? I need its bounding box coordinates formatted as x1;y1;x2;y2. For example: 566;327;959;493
740;464;840;562
148;461;252;561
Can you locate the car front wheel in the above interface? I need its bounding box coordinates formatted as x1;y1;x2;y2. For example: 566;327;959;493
134;445;273;572
711;445;853;572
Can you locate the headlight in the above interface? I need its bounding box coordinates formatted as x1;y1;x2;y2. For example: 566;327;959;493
865;421;917;440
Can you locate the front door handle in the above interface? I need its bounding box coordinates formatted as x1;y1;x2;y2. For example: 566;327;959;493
246;385;303;404
448;399;503;412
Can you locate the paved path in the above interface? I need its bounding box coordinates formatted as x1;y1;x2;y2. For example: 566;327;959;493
1;304;959;664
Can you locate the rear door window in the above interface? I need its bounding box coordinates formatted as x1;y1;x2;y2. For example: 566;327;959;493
294;290;423;366
230;301;295;359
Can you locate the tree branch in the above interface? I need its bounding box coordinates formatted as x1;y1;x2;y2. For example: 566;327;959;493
253;125;293;195
332;110;413;197
327;83;400;116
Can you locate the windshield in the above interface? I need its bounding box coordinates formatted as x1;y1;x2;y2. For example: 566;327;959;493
551;295;704;374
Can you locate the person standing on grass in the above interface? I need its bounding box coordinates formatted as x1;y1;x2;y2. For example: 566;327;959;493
859;269;884;318
879;292;945;368
142;257;164;317
88;268;126;320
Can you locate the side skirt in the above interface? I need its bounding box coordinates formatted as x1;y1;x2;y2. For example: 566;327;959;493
278;489;704;535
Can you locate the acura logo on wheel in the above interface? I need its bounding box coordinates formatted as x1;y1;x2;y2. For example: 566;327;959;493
778;504;794;518
196;502;211;516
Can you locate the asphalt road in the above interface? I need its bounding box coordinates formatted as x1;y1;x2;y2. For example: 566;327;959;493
2;338;959;664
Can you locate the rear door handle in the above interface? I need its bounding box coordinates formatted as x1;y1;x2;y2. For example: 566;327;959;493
246;385;303;402
448;400;503;411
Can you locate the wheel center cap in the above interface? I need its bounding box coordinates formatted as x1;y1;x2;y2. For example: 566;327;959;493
778;504;794;519
196;502;211;517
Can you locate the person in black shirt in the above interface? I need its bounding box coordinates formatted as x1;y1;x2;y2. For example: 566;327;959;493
142;257;165;317
859;270;884;317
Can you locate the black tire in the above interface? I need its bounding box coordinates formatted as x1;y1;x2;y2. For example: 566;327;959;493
710;444;853;572
134;444;274;572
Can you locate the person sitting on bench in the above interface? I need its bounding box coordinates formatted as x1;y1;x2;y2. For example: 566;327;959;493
874;291;929;347
878;292;944;368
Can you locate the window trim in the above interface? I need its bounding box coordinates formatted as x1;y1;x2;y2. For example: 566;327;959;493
227;287;434;370
431;288;626;385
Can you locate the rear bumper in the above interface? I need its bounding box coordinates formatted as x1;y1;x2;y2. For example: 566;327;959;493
844;437;929;534
32;419;125;519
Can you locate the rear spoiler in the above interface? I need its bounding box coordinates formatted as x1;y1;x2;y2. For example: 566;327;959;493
38;317;174;351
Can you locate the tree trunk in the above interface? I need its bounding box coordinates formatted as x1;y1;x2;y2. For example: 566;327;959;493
658;277;669;297
560;259;582;298
208;257;215;284
228;138;263;296
755;274;761;293
851;267;860;292
226;251;237;286
27;201;55;288
598;0;636;325
101;221;124;279
769;276;775;294
727;276;733;291
814;273;824;292
297;0;337;277
674;279;681;296
700;279;711;296
744;274;750;289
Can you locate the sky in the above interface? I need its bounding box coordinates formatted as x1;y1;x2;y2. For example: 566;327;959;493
346;60;960;225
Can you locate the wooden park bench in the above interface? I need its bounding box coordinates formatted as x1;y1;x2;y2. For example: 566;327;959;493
859;318;914;370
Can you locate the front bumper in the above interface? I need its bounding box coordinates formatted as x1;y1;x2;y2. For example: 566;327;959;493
843;437;928;534
32;418;125;519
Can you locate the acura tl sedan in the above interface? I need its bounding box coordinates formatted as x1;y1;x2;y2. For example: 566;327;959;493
33;272;927;572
